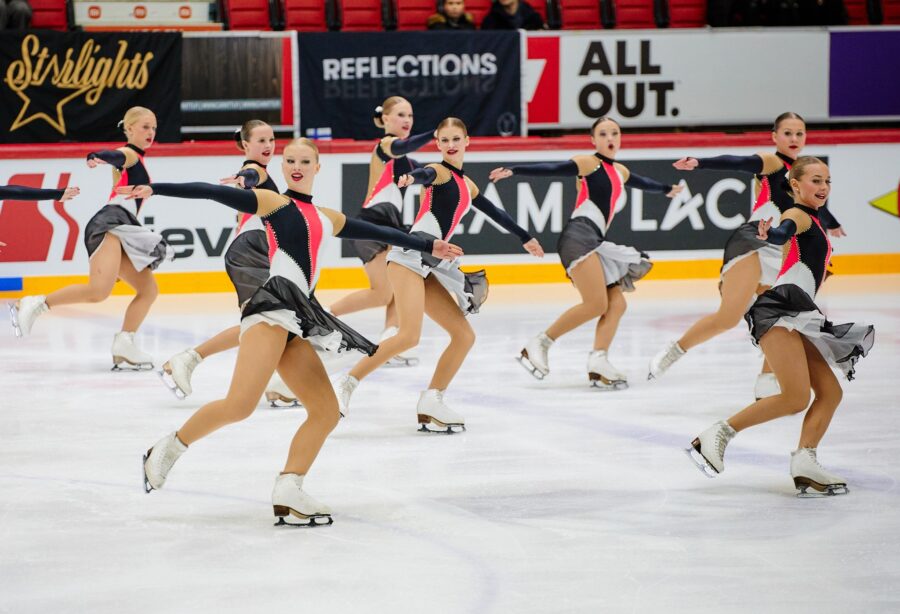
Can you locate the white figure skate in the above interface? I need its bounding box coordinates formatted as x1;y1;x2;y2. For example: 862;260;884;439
517;332;553;380
8;295;48;337
417;389;465;434
333;374;358;418
272;473;333;527
685;421;736;477
142;432;188;493
754;372;781;400
265;374;300;408
648;341;686;380
158;348;203;399
381;326;419;367
791;448;849;497
111;331;154;371
587;350;628;390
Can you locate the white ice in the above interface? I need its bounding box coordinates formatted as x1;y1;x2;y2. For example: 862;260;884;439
2;276;898;614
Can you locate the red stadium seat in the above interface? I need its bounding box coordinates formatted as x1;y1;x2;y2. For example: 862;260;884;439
338;0;387;29
843;0;869;22
613;0;656;27
883;0;900;22
283;0;329;30
530;0;549;23
393;0;436;29
667;0;705;27
224;0;275;29
559;0;602;28
29;0;70;30
464;0;492;25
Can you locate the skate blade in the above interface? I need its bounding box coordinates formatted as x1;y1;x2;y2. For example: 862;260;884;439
794;478;849;498
417;414;466;434
684;441;719;479
7;303;23;338
112;358;154;372
515;353;547;380
157;369;188;400
589;377;629;391
265;391;300;408
142;450;154;493
273;506;333;527
385;356;420;368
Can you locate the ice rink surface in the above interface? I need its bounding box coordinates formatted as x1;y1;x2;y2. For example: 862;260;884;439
2;275;898;614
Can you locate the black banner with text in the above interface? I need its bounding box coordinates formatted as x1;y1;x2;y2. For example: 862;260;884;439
341;159;759;257
298;31;521;139
0;32;181;143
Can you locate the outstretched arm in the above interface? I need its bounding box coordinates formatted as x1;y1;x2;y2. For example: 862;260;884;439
388;131;434;157
0;185;79;201
818;205;845;236
625;173;680;197
327;213;463;261
757;218;797;245
674;155;763;174
119;182;260;214
397;166;438;189
471;194;544;257
489;160;578;183
86;149;127;169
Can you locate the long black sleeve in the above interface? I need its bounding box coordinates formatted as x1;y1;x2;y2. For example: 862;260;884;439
338;217;435;254
471;194;532;243
151;182;259;214
818;205;842;230
87;150;127;169
0;185;65;201
236;168;261;189
508;160;579;177
764;219;797;245
695;155;763;174
389;131;434;157
407;166;438;186
625;173;671;194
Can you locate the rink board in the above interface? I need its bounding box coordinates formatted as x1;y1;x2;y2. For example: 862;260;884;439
1;135;899;297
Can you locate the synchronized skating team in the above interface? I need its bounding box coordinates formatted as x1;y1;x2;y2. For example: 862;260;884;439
3;100;874;526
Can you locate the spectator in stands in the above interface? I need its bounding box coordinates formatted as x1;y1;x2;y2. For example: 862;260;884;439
428;0;476;29
481;0;545;29
0;0;32;30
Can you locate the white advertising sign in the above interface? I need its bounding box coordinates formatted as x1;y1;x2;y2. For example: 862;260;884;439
525;30;830;130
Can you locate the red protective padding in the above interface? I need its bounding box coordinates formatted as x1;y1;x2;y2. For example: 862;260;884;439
5;130;900;159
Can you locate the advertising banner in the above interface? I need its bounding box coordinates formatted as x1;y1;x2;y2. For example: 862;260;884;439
829;30;900;119
524;30;829;130
1;142;897;281
0;32;182;143
297;31;522;139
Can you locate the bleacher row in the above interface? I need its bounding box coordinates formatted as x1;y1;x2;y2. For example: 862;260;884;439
28;0;900;32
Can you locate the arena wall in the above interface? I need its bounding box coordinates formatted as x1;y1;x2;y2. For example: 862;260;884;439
1;132;898;297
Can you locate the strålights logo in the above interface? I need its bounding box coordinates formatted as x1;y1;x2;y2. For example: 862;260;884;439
4;34;155;135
